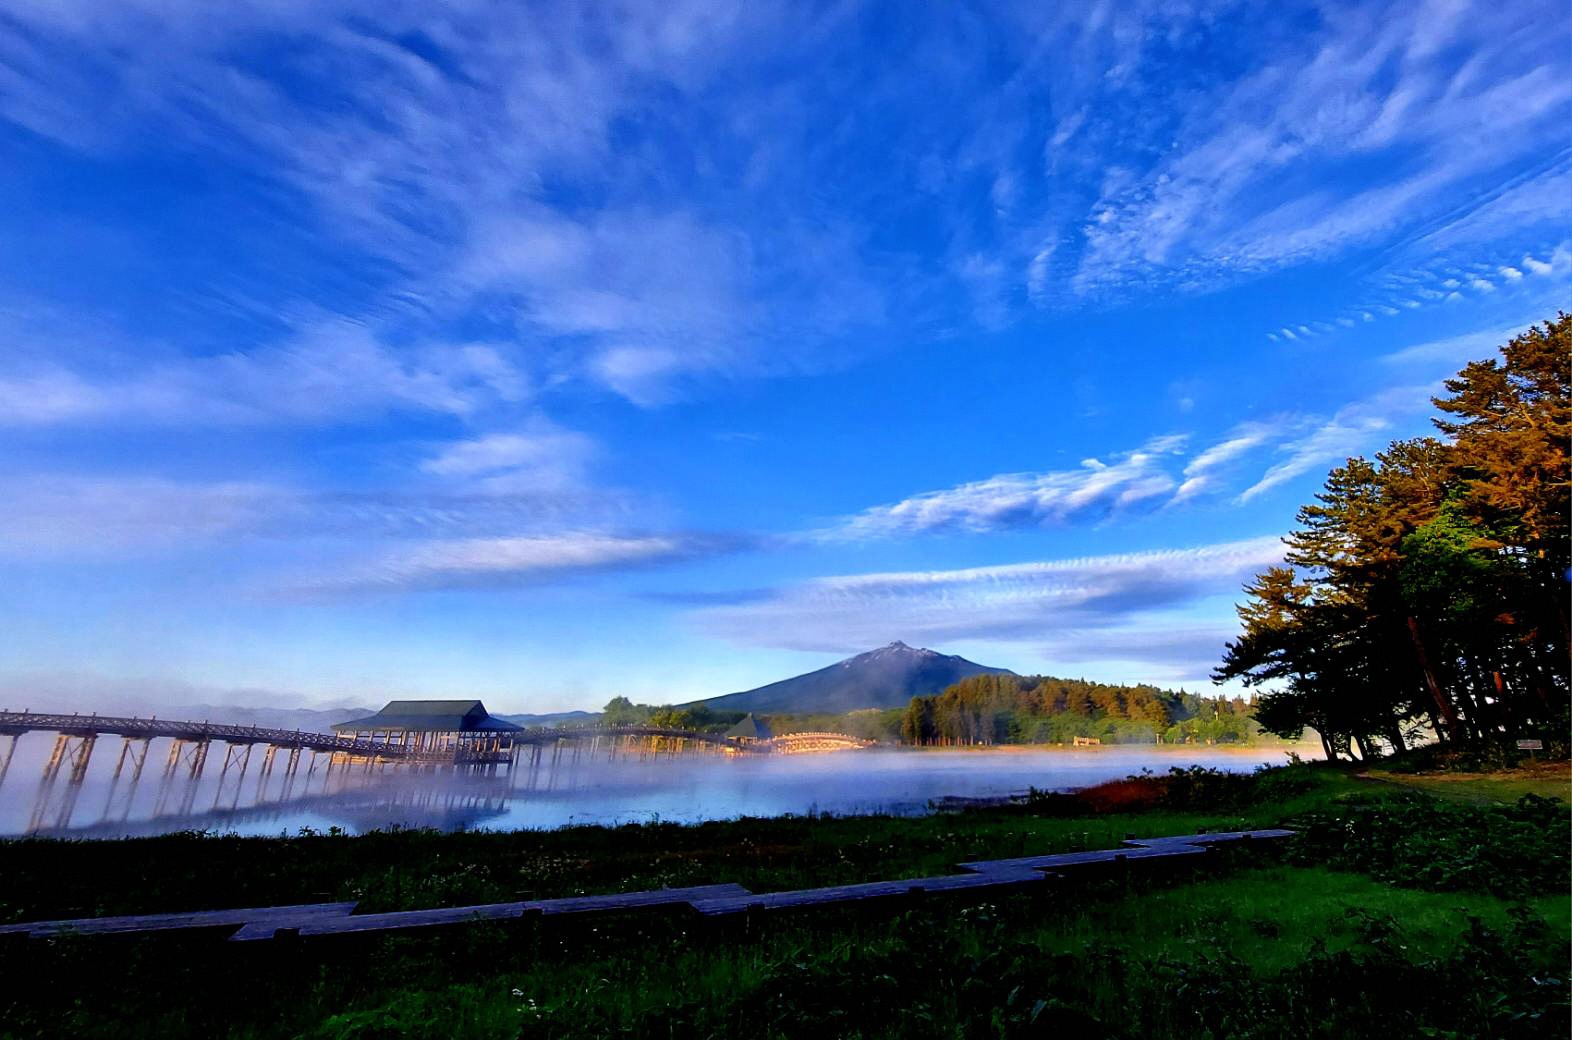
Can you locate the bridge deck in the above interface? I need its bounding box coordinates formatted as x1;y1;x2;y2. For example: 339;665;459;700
0;712;872;759
0;712;418;758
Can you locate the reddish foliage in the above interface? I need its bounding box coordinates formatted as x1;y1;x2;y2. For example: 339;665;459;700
1072;775;1168;813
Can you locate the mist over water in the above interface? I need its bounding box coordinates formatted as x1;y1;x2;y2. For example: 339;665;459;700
0;733;1311;839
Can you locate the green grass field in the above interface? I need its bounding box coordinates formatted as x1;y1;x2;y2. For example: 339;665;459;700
1;762;1566;1039
1365;760;1572;805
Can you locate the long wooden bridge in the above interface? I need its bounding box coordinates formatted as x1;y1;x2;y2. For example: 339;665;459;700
0;710;874;801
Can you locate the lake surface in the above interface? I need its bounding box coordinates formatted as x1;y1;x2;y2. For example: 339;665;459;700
0;735;1309;839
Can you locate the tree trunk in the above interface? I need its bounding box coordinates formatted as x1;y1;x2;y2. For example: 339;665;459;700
1407;616;1462;741
1318;728;1335;762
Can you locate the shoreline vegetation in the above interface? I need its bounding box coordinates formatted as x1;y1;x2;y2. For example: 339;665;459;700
1217;315;1569;762
598;676;1269;749
0;757;1566;1038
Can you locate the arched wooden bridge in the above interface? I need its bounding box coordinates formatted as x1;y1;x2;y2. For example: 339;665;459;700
516;725;874;755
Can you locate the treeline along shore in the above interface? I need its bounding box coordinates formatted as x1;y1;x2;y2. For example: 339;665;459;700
589;680;1262;748
1218;314;1569;761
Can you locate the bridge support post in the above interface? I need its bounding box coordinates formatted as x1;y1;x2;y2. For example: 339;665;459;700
41;733;69;782
164;739;186;778
0;733;18;791
100;737;147;821
187;740;211;779
109;737;131;782
66;733;97;783
217;742;252;781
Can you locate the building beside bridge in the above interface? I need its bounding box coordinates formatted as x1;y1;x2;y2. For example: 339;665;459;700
332;700;522;765
723;713;773;745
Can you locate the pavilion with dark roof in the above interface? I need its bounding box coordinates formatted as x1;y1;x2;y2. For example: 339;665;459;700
333;700;522;765
723;713;773;743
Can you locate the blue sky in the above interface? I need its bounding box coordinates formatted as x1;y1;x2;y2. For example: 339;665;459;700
1;1;1568;712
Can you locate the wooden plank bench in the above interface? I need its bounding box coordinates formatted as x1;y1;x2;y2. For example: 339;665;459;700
0;901;358;939
0;829;1294;941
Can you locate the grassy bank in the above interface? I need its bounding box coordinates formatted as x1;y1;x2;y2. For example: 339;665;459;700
0;762;1566;1039
1365;760;1572;805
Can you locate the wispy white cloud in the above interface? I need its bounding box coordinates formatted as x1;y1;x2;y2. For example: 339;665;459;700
0;322;525;428
1063;2;1568;298
0;476;283;556
0;468;643;561
1236;386;1432;502
695;536;1285;671
1519;245;1571;277
4;0;1558;377
420;425;597;493
309;532;736;594
822;435;1188;539
1417;162;1572;252
1174;423;1278;502
0;3;890;405
1379;320;1539;367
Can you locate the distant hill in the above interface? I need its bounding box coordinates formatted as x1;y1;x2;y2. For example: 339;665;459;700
496;710;599;728
689;642;1014;715
168;704;372;733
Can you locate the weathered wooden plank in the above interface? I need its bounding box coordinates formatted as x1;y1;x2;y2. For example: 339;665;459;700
957;844;1207;875
0;829;1294;941
0;901;357;938
1122;828;1295;847
525;883;753;916
908;868;1050;892
691;879;914;915
690;867;1056;915
233;884;761;939
253;902;528;939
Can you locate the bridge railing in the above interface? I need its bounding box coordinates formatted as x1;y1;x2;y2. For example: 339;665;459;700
0;711;413;758
510;724;740;747
0;713;876;757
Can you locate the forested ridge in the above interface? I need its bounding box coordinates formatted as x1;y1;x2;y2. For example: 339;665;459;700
898;673;1256;746
1216;313;1570;761
592;680;1256;746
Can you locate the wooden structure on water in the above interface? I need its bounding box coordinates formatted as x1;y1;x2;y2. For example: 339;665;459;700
331;700;522;767
0;708;875;834
724;713;772;745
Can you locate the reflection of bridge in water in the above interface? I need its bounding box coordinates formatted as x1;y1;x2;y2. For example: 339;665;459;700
0;711;874;837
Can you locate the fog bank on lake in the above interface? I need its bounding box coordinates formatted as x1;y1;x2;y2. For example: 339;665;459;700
0;737;1311;839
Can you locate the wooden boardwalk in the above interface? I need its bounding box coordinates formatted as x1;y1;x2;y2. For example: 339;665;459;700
0;829;1293;943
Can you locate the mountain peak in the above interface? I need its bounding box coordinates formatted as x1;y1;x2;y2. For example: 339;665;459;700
691;643;1015;714
867;640;937;658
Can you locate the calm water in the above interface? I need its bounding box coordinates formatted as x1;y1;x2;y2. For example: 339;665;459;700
0;735;1309;839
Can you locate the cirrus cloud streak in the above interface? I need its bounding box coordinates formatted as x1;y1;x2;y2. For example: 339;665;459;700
695;536;1285;674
